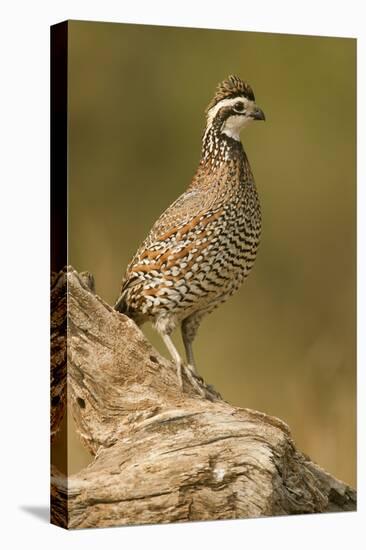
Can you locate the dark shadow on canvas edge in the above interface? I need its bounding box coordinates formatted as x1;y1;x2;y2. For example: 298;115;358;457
19;505;49;523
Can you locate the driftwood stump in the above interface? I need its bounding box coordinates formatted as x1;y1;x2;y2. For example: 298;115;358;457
50;267;356;529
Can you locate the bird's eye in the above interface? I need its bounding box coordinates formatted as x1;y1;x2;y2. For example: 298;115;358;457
234;102;244;112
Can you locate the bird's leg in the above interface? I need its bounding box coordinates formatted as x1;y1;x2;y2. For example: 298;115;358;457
160;332;184;389
155;315;205;395
182;328;197;374
181;315;201;375
158;330;204;396
160;332;203;395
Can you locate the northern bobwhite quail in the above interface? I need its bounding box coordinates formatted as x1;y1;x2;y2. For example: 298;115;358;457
115;75;265;391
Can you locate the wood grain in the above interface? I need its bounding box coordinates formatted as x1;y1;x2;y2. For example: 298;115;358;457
50;267;356;529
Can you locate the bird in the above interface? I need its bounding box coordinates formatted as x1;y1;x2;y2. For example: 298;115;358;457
115;75;265;392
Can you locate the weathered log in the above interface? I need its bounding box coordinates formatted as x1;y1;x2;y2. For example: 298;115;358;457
50;267;356;529
50;271;67;442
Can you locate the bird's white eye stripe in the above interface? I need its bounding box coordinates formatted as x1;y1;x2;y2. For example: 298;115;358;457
206;97;252;126
208;97;244;119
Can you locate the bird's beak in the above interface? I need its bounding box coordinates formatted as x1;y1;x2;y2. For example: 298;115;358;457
251;106;265;121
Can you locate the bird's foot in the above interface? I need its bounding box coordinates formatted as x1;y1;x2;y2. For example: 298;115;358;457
182;364;206;397
175;361;205;397
186;362;198;375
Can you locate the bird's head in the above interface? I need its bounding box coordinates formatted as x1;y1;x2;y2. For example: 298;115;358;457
205;75;265;141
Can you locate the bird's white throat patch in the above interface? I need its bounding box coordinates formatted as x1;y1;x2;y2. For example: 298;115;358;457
221;114;253;141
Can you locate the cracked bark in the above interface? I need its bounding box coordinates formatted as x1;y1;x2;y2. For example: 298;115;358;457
50;267;356;529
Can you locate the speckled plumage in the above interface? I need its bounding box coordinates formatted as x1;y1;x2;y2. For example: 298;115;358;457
115;75;265;390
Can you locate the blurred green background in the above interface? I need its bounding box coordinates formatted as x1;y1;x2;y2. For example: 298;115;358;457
59;21;357;485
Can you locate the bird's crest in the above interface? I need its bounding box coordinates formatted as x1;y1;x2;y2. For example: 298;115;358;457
206;75;255;112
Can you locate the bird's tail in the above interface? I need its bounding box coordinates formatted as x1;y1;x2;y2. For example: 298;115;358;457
114;292;129;314
114;288;145;327
114;275;146;326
